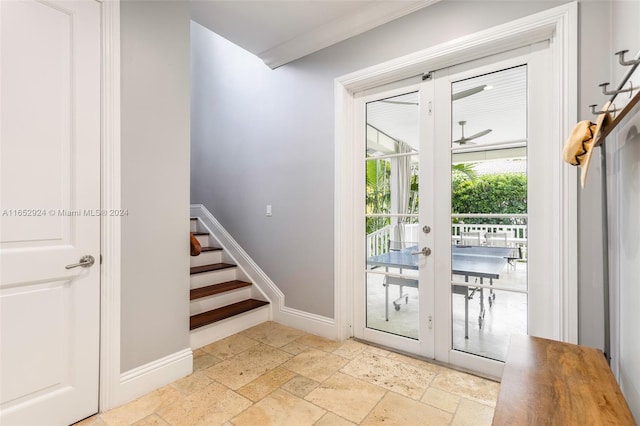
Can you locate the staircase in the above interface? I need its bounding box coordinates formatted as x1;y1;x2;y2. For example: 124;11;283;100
189;217;270;349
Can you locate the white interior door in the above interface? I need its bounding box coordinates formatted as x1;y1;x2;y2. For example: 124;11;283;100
0;1;101;424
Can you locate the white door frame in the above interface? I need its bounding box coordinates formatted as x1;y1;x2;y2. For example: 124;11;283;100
334;3;578;348
100;0;123;411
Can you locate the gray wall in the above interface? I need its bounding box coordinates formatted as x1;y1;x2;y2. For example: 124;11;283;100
191;0;567;318
610;1;640;419
121;0;191;372
577;0;610;350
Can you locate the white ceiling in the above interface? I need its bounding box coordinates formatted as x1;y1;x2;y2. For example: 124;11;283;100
190;0;437;69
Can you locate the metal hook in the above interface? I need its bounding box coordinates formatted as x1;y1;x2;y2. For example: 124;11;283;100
615;50;640;66
599;81;637;96
589;103;619;117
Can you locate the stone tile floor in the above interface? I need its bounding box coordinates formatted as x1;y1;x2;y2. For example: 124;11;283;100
77;322;498;426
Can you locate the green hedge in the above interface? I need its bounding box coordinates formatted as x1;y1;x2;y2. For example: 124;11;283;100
452;173;527;224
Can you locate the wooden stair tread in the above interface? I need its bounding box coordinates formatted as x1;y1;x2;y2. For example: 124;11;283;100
190;263;235;275
190;299;269;330
190;280;252;300
201;246;222;252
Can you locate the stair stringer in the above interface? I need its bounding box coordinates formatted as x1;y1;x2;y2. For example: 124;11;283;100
190;204;337;340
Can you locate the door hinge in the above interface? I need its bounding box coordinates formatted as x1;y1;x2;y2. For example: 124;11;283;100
428;315;433;329
428;101;433;116
100;254;103;265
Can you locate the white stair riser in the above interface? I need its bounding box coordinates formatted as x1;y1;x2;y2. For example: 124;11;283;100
190;250;223;267
190;268;237;289
190;287;253;315
195;234;211;246
190;220;199;233
190;305;270;349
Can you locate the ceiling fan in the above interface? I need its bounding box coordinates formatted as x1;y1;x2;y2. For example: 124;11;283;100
452;121;492;145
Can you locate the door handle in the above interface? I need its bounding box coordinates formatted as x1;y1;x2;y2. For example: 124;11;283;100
411;247;432;256
65;255;95;269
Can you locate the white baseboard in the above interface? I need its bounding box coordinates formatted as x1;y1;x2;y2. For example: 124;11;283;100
115;348;192;407
191;204;339;341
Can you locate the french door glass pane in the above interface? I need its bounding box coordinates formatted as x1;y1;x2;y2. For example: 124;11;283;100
450;66;528;361
365;91;420;339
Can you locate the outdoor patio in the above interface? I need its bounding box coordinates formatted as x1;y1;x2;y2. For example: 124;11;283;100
365;252;527;362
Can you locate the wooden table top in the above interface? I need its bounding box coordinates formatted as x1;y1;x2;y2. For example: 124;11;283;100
493;334;635;425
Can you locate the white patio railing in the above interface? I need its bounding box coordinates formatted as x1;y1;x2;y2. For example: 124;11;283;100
366;214;528;259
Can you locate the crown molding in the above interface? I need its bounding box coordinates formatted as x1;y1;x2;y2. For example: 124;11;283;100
260;0;439;69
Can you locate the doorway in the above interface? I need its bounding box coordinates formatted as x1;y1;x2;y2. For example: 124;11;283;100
345;26;575;376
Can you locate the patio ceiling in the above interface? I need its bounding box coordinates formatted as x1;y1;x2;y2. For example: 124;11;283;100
366;66;528;160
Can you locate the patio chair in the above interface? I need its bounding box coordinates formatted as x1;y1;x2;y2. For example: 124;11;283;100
485;232;508;246
460;231;482;245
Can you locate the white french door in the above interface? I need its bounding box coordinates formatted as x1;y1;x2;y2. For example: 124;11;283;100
0;0;102;424
354;43;558;377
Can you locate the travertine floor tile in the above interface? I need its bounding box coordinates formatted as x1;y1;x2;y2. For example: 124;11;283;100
332;339;367;360
280;341;311;355
340;352;435;400
386;352;441;374
231;389;326;426
431;369;499;407
421;387;461;413
295;334;342;352
171;371;213;396
156;382;251;426
101;386;182;426
361;392;452;426
205;343;291;390
95;324;505;426
282;349;349;382
192;349;222;372
362;346;391;357
237;367;297;402
241;321;308;348
452;398;495;426
131;414;169;426
74;415;106;426
315;412;357;426
200;333;259;359
305;372;386;423
280;375;319;398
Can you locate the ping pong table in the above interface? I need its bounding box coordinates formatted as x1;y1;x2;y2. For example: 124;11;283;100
366;245;511;338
